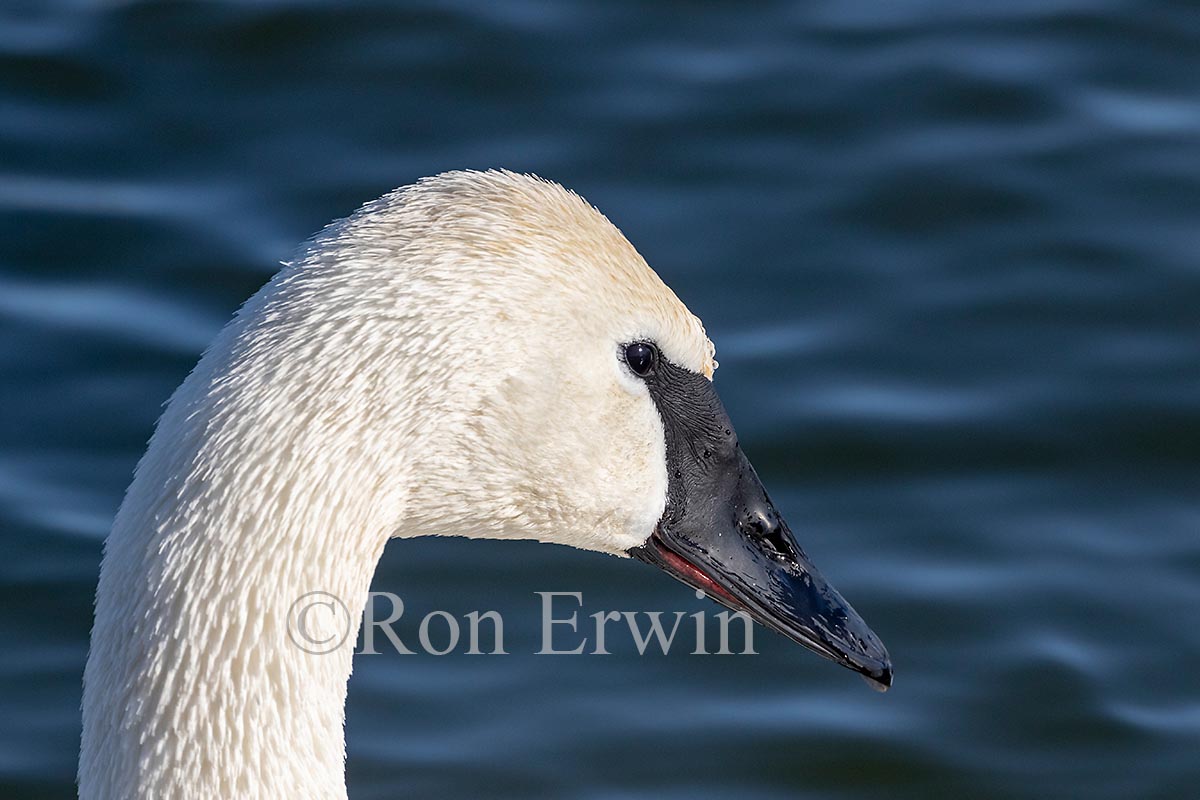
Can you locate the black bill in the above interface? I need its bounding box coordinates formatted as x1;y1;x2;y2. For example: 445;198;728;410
625;349;892;691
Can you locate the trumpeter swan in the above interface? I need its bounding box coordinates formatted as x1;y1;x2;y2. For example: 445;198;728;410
79;170;890;799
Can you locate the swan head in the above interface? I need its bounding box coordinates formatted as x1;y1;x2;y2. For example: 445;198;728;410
261;170;891;688
80;170;892;799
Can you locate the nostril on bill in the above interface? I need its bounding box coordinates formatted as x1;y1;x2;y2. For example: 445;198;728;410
738;509;794;560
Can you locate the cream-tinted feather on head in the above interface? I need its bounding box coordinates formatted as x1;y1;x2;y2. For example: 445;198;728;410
298;169;719;555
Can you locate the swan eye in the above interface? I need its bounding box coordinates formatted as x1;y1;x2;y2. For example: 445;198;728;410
623;342;657;377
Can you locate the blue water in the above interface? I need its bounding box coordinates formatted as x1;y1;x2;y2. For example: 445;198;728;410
2;1;1198;797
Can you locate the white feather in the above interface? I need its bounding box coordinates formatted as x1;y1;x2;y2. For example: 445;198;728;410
79;171;716;799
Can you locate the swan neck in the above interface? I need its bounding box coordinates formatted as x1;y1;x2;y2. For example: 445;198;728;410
79;311;401;798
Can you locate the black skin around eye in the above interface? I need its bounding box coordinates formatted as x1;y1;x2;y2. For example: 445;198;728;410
624;342;657;376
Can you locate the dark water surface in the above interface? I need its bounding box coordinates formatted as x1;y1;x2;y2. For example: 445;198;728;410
2;1;1198;798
